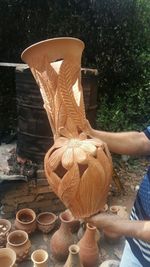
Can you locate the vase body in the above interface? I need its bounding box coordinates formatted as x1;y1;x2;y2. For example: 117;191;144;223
50;211;75;262
15;208;36;234
0;248;16;267
0;219;11;248
36;212;57;233
62;209;80;233
64;244;83;267
78;223;99;267
21;37;113;219
31;249;48;267
6;230;31;262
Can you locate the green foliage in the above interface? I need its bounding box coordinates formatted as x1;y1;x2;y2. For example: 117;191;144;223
0;0;149;132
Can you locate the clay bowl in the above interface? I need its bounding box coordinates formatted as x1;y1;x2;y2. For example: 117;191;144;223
0;247;16;267
15;208;36;234
36;212;57;234
0;219;11;247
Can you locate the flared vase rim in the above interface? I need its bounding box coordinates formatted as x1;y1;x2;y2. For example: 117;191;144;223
16;208;36;224
7;230;29;247
36;212;57;226
31;249;48;263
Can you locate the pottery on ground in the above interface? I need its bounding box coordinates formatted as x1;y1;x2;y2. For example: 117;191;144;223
0;219;11;248
62;209;80;233
78;223;100;267
6;230;31;262
0;247;16;267
15;208;36;234
50;210;75;262
36;212;57;234
64;244;83;267
31;249;48;267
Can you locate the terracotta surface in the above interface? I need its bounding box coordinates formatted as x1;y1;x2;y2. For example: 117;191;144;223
0;219;11;248
78;223;100;267
0;247;16;267
21;37;113;218
50;210;75;262
31;249;48;267
36;212;57;234
62;209;80;233
64;244;83;267
15;208;36;234
6;230;31;262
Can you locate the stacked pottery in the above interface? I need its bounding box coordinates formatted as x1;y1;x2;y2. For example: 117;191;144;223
15;208;36;234
64;244;83;267
50;211;75;262
103;205;128;243
0;219;11;248
36;212;57;234
6;230;31;262
78;223;100;267
0;247;16;267
31;249;49;267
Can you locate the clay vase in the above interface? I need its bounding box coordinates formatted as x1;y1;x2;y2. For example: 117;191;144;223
62;209;80;233
21;37;113;219
78;222;100;243
36;212;57;234
0;247;16;267
15;208;36;234
78;223;100;267
50;211;75;262
64;244;83;267
6;230;31;262
31;249;49;267
0;219;11;248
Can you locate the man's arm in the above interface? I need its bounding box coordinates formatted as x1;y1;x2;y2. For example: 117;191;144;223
87;213;150;242
85;122;150;155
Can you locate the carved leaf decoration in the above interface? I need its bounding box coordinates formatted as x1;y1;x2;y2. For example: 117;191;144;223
65;117;78;138
53;137;68;149
73;147;87;164
54;91;67;134
57;60;86;129
48;146;65;171
79;156;106;215
61;147;74;170
97;147;112;184
47;171;60;195
58;163;80;205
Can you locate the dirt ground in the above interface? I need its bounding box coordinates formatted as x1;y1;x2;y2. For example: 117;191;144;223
0;143;149;266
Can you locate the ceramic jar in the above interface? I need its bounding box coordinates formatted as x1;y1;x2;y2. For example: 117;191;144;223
0;247;16;267
31;249;49;267
0;219;11;248
36;212;57;234
6;230;31;262
15;208;36;234
64;244;83;267
50;211;75;262
78;221;100;243
78;223;100;267
62;209;80;233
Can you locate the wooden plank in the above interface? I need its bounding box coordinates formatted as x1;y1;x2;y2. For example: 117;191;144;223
0;62;28;68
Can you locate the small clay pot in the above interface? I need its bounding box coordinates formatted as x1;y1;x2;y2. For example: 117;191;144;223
36;212;57;234
0;219;11;248
6;230;31;262
31;249;49;267
0;247;16;267
15;208;36;234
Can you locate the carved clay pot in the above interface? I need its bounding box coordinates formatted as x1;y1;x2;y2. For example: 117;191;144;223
15;208;36;234
36;212;57;234
21;37;113;219
0;247;16;267
31;249;49;267
0;219;11;248
50;211;75;262
64;244;83;267
78;223;100;267
62;209;80;233
6;230;31;262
